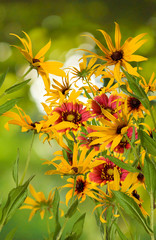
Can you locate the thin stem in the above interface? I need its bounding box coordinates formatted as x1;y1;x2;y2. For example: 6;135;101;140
56;217;68;240
124;134;138;161
19;131;35;185
150;192;155;240
46;211;51;237
85;77;95;97
70;175;77;206
117;207;134;240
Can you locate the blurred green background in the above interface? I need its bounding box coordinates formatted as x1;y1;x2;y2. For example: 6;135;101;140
0;0;156;239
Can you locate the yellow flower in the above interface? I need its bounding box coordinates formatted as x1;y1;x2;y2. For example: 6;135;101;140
44;143;104;176
10;31;66;91
3;105;42;133
20;184;54;221
139;72;156;94
62;176;97;205
88;103;134;152
82;23;147;81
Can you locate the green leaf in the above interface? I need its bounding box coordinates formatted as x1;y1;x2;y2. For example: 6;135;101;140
105;155;139;173
52;188;61;240
12;149;20;187
0;69;8;88
0;175;34;231
65;213;86;240
5;79;30;94
114;222;128;240
113;191;152;234
144;154;156;194
138;130;156;156
4;228;16;240
0;98;21;115
120;85;137;98
65;199;78;218
82;87;92;99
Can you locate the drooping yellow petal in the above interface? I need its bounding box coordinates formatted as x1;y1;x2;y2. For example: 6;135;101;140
35;40;51;59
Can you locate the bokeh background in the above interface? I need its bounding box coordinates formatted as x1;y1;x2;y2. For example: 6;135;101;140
0;0;156;239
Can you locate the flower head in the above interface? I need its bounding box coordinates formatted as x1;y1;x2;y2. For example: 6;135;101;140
20;185;54;221
82;23;147;81
10;31;66;91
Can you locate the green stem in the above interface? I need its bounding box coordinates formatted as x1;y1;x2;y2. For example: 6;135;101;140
124;134;139;162
46;211;51;237
0;92;5;99
85;77;95;97
70;175;77;206
117;207;134;240
104;223;107;240
150;192;155;240
56;217;68;240
19;131;35;185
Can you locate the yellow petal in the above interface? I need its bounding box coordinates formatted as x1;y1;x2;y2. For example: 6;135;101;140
115;22;121;49
35;40;51;59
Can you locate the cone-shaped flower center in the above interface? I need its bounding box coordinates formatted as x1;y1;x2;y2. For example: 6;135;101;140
128;97;141;110
111;50;123;61
62;111;81;123
32;58;40;63
101;164;115;180
76;179;85;193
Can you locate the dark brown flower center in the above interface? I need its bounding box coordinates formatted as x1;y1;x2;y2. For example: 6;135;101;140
76;179;85;193
132;190;140;200
128;97;141;110
137;173;144;182
32;58;40;63
116;124;126;134
72;167;78;173
62;111;81;123
111;50;123;61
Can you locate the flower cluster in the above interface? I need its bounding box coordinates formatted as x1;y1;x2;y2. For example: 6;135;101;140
3;23;156;238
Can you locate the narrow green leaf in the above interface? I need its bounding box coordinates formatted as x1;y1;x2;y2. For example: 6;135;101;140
0;175;34;231
120;85;137;98
12;149;20;187
144;154;156;194
0;69;8;88
114;222;128;240
69;213;86;240
65;199;78;218
82;87;92;99
106;155;139;173
138;130;156;156
0;98;21;115
4;228;16;240
52;188;61;240
113;191;152;234
5;79;30;94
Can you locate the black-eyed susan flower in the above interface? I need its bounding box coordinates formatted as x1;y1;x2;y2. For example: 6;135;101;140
10;31;66;91
82;22;147;81
20;184;54;221
3;105;42;133
139;72;156;94
44;143;104;176
88;104;136;152
63;176;97;205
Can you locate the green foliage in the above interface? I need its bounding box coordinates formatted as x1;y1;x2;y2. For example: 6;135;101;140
0;98;22;115
0;176;34;232
105;155;139;173
4;228;16;240
113;191;152;234
65;199;79;218
65;213;86;240
113;222;128;240
144;154;156;195
12;149;20;187
0;70;8;88
5;79;30;94
138;129;156;156
52;188;61;240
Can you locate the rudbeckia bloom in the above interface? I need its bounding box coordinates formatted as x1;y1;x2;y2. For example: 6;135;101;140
3;105;42;133
88;104;135;152
89;157;128;185
44;143;104;176
82;22;147;81
139;72;156;94
63;176;97;205
20;184;54;221
10;31;66;91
